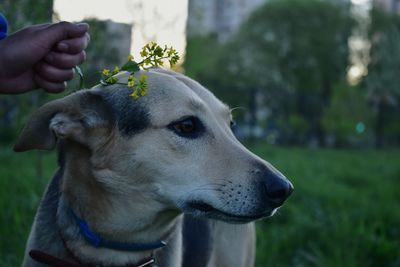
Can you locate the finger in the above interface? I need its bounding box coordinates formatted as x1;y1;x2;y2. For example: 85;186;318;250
56;32;90;54
34;75;67;93
44;50;86;69
35;62;74;83
37;21;89;50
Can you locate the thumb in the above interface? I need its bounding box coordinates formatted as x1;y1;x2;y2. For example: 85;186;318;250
37;22;89;49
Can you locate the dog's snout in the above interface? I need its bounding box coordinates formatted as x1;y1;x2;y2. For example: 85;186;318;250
260;170;293;206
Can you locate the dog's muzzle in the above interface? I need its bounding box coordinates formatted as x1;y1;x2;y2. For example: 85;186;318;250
183;167;293;223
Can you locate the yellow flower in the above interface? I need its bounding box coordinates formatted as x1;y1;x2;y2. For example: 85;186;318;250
140;87;147;96
112;66;120;75
99;42;180;101
129;90;139;100
127;80;135;87
139;74;147;83
140;49;148;57
102;69;110;76
167;47;177;57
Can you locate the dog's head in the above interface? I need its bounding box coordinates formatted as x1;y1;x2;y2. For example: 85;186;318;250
15;69;292;224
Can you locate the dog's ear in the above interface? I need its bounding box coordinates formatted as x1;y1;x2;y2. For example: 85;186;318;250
14;91;114;152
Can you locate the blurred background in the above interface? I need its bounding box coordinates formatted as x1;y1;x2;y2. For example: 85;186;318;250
0;0;399;266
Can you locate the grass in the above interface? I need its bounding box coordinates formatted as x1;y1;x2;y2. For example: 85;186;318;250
0;144;55;267
0;143;399;267
247;144;400;267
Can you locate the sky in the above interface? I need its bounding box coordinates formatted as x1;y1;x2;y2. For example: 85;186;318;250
53;0;188;61
351;0;370;5
347;0;372;84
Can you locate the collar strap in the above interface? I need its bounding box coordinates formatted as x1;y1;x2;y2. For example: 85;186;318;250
70;209;166;252
0;13;7;40
29;250;157;267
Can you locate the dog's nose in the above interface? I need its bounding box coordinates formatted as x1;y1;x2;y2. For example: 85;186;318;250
261;170;293;206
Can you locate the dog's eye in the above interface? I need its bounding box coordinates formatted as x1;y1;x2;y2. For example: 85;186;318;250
230;120;237;129
175;119;195;133
168;117;204;138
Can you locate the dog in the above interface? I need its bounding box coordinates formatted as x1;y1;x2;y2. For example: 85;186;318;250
15;68;293;267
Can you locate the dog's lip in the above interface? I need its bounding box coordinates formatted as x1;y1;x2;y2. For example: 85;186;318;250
183;201;274;223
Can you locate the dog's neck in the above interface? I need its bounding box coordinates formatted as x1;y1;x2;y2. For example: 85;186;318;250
56;196;181;266
55;143;183;266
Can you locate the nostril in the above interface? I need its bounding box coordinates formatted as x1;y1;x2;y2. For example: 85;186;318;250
262;173;293;202
266;185;288;199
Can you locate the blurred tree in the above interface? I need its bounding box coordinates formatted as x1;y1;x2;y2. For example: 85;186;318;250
235;0;353;145
185;34;287;136
184;35;221;81
364;7;400;148
322;84;373;147
1;0;53;33
185;0;354;145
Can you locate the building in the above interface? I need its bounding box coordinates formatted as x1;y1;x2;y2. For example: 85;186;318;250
187;0;265;41
374;0;400;13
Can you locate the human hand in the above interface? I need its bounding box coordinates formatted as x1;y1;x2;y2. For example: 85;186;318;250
0;21;90;94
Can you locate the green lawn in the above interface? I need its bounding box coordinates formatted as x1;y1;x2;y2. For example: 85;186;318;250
0;143;399;267
249;145;400;267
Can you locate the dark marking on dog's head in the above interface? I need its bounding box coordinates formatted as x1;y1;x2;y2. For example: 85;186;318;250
98;88;150;137
78;92;116;126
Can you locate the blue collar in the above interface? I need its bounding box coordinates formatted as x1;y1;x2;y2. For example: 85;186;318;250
0;13;8;40
70;209;167;252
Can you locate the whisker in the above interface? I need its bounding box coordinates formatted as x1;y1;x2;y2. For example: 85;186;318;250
230;106;246;113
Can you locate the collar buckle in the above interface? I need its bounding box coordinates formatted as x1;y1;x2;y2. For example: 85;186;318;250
137;258;156;267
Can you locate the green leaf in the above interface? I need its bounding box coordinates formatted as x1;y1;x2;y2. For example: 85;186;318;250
122;61;140;72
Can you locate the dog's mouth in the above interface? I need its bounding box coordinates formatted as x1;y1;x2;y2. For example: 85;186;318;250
183;201;275;223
